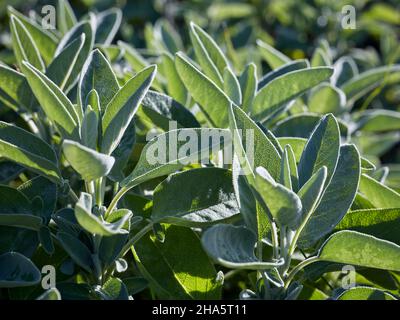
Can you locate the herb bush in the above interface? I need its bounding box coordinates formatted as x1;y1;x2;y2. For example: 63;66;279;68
0;0;399;300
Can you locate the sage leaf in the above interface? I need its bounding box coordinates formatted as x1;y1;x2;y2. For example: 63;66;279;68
63;140;115;181
256;40;291;69
152;167;239;226
202;224;284;270
358;173;400;208
0;121;60;182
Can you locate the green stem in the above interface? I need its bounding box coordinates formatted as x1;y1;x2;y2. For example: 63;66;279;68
68;188;79;203
284;256;318;289
105;186;128;218
271;222;280;259
118;222;154;260
95;178;103;207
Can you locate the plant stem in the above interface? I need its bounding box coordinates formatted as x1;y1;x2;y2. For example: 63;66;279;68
68;188;79;203
95;178;103;207
118;222;154;259
271;222;280;259
284;256;318;289
105;186;128;218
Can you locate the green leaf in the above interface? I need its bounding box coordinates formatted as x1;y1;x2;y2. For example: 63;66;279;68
202;224;284;270
255;167;302;229
280;145;299;191
336;208;400;246
109;120;135;182
298;114;340;187
189;22;228;86
332;56;358;87
356;110;400;132
298;166;327;222
175;52;231;128
318;230;400;272
17;176;57;222
161;53;188;105
101;277;129;300
55;20;94;93
141;90;200;130
133;225;221;299
94;8;122;45
21;61;80;140
63;140;115;181
75;192;131;236
256;40;291;69
57;0;77;34
101;65;156;154
337;287;396;300
37;288;61;300
308;83;346;114
123;277;148;295
79;49;120;112
7;7;58;65
152;167;239;226
277;137;307;162
0;213;42;231
121;128;230;190
358;173;400;208
81;106;99;150
258;60;309;90
341;65;400;104
223;67;242;105
228;104;281;181
311;48;331;67
0;121;60;182
57;231;93;273
46;34;85;92
298;144;360;249
118;41;149;72
252;68;333;121
0;63;34;112
0;252;41;288
239;63;257;112
10;15;45;72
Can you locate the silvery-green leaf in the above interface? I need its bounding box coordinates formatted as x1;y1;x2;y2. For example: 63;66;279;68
7;7;58;65
118;41;149;71
55;20;94;93
101;65;156;154
75;193;131;236
308;83;346;114
155;19;183;53
277;137;307;162
318;230;400;272
336;208;400;246
81;106;99;150
141;90;199;130
10;15;45;72
298;144;360;249
311;48;331;67
79;49;120;112
298;166;327;222
189;22;228;86
175;52;231;128
358;173;400;208
258;60;309;90
46;34;85;92
21;61;80;140
94;8;122;45
0;64;34;112
0;121;60;182
223;67;242;105
161;53;187;105
121;128;230;190
38;226;54;255
152;167;239;227
298;114;340;187
239;63;257;113
280;145;299;191
202;224;284;270
341;65;400;104
356;110;400;132
256;40;291;69
255;167;302;229
253;68;333;122
57;0;77;34
331;56;358;86
0;252;41;288
63;140;115;181
228;104;281;182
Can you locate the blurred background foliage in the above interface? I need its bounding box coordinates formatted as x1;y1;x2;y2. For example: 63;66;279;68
0;0;399;177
